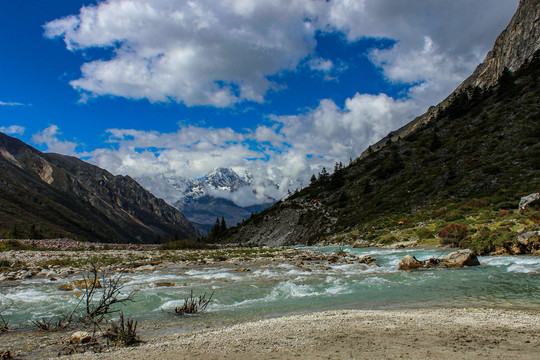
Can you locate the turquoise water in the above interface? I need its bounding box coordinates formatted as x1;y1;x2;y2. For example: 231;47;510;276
1;247;539;332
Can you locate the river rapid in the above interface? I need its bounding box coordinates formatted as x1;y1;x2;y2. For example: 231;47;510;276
1;246;539;339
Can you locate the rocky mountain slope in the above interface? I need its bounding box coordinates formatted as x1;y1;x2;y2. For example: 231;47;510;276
138;167;277;232
360;0;540;158
0;133;199;243
221;0;540;247
459;0;540;90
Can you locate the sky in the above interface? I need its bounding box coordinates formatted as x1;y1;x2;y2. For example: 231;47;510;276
0;0;519;204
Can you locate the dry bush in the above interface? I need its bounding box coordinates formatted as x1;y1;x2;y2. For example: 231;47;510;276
81;263;136;327
31;314;71;331
104;312;141;346
175;290;214;315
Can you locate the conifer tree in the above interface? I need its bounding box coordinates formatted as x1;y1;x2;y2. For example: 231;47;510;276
220;216;227;232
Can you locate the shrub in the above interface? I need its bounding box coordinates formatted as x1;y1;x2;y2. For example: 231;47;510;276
380;236;398;245
494;201;518;210
467;229;516;255
529;211;540;224
459;198;488;211
437;224;468;246
498;209;513;217
416;229;434;239
104;312;141;347
161;238;213;250
175;290;214;315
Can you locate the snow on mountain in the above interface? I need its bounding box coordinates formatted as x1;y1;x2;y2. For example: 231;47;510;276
136;166;296;209
136;167;291;232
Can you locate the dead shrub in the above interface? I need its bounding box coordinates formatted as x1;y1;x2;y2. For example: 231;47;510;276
104;312;141;347
175;290;214;315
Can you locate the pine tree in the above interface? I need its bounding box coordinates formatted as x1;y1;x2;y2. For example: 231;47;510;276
220;216;227;232
318;167;329;182
310;174;317;185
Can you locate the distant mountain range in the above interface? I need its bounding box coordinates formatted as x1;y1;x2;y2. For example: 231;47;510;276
0;133;199;243
137;167;280;232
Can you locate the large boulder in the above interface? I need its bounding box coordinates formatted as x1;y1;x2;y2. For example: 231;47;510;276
438;250;481;267
398;250;480;270
70;331;92;344
519;193;540;211
398;255;424;270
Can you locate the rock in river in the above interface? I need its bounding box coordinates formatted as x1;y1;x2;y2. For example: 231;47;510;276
398;250;480;271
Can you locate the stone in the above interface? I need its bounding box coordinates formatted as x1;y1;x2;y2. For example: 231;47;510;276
519;193;540;211
134;264;155;271
352;241;370;248
317;265;332;270
234;268;251;272
398;255;424;270
357;255;376;264
516;231;540;247
70;331;92;344
438;250;481;268
154;282;176;287
297;265;312;272
59;278;102;291
398;250;480;270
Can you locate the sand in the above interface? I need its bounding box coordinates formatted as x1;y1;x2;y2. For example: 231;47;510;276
63;308;540;360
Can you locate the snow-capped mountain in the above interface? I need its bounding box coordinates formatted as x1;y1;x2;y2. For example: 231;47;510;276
136;167;288;232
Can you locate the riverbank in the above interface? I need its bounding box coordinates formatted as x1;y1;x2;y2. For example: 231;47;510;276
0;246;374;282
2;246;539;359
64;308;540;360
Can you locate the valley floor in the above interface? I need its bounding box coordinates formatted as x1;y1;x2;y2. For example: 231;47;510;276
65;308;539;360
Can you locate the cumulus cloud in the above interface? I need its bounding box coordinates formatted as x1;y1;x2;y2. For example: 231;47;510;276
0;125;25;135
44;0;517;107
44;0;320;106
31;125;79;155
81;90;420;204
42;0;519;205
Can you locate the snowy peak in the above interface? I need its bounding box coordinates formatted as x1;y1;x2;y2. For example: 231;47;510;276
204;167;249;191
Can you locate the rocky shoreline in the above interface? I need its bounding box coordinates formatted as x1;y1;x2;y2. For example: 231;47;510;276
64;308;540;360
0;246;376;282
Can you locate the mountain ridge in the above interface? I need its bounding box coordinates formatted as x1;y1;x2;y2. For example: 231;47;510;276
220;0;540;247
0;132;199;243
359;0;540;159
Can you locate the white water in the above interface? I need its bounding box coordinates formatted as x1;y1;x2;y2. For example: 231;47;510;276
1;247;539;330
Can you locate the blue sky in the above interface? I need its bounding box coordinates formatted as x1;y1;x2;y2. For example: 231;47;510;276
0;0;518;203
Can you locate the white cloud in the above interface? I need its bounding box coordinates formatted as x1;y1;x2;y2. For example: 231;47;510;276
44;0;518;107
308;57;334;73
42;0;519;205
0;101;26;107
44;0;320;107
31;125;79;155
0;125;25;135
80;90;420;204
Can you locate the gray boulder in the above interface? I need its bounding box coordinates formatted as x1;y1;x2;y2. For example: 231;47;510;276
519;193;540;211
398;255;424;270
438;249;481;267
398;250;480;270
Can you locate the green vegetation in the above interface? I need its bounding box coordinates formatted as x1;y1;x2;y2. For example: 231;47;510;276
220;51;540;253
160;237;215;250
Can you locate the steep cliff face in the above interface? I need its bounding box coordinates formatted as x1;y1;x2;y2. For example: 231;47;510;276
222;0;540;246
0;133;199;243
459;0;540;90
